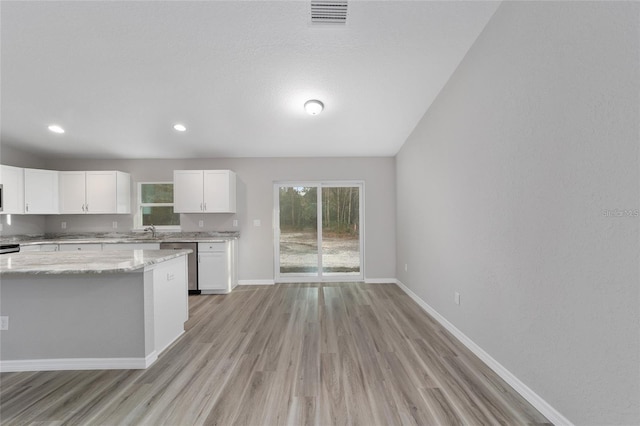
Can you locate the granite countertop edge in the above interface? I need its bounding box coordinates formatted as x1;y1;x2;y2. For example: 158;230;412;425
1;232;239;246
0;249;193;275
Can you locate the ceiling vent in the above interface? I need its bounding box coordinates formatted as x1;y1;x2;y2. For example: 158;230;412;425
310;0;348;25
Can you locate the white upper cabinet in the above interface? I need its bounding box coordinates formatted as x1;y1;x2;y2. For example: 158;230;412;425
59;171;131;214
174;170;236;213
86;171;130;214
203;170;236;213
58;171;86;214
24;168;59;214
173;170;204;213
0;165;25;214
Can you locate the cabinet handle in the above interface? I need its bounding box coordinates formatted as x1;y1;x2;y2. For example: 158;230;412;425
25;203;29;212
204;202;207;211
85;204;88;212
167;273;175;281
82;204;85;212
200;202;203;211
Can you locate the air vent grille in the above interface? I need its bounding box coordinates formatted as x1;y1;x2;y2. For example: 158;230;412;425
311;0;348;24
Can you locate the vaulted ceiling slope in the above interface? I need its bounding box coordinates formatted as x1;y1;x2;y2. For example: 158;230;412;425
0;1;500;159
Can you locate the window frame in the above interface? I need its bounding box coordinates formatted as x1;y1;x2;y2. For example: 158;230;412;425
134;181;181;231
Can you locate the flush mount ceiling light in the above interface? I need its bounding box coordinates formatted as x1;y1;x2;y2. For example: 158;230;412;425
173;124;187;132
48;124;65;134
304;100;324;115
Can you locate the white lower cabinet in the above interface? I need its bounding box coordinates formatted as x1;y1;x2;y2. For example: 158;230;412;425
198;240;237;294
152;256;188;353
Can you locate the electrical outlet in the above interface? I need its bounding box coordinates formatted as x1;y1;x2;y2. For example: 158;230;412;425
253;219;261;227
232;219;238;227
61;221;67;229
404;263;408;272
112;221;118;229
454;292;461;305
198;220;204;228
0;316;8;331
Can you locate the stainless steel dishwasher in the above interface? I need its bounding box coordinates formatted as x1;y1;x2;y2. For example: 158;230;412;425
159;242;199;294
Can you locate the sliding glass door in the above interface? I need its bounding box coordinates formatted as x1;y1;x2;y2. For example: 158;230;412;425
275;182;363;282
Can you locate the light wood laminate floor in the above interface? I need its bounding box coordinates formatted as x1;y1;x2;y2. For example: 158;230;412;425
0;283;550;425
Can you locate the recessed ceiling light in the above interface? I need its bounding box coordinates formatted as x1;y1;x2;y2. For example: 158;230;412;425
304;100;324;115
48;124;65;134
173;124;187;132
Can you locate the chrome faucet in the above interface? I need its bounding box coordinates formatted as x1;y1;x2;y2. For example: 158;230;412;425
144;224;157;238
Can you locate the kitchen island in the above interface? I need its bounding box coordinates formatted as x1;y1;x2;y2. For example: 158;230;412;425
0;249;190;372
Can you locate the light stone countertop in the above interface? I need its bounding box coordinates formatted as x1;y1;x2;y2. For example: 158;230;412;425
0;231;239;246
0;249;192;275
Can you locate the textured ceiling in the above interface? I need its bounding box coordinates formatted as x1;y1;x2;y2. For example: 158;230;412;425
0;1;500;159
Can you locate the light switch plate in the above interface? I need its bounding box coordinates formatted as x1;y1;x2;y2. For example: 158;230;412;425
61;221;67;229
232;219;238;227
0;316;8;331
253;219;261;227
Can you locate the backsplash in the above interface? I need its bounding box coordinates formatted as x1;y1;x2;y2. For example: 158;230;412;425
42;213;240;234
1;213;240;237
0;215;45;237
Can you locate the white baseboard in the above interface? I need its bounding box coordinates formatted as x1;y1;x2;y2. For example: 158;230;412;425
395;280;573;426
238;279;275;286
364;278;398;284
0;352;158;373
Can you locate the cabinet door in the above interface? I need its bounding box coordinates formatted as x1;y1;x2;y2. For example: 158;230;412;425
0;165;24;214
115;172;131;213
198;251;227;290
24;168;59;214
173;170;204;213
59;171;87;214
86;171;117;214
153;257;188;352
203;170;233;212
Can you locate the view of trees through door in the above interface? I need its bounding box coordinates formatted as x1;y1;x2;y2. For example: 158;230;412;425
276;183;362;280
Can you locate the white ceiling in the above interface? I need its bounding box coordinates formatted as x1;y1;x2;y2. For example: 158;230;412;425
0;1;500;160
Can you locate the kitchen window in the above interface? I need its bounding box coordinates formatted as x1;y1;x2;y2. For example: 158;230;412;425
136;182;181;229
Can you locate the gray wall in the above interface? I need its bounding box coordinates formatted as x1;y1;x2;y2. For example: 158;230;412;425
396;2;639;424
39;157;396;282
0;143;46;169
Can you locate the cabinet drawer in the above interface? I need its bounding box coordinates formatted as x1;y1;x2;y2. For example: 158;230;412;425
103;243;160;251
58;243;102;251
198;242;225;252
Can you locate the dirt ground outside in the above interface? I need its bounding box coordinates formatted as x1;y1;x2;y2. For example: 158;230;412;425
279;230;360;274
